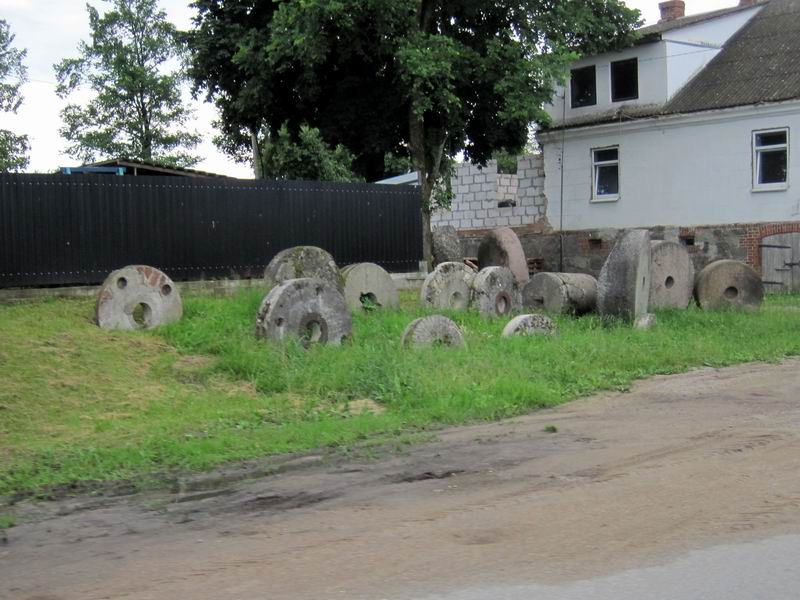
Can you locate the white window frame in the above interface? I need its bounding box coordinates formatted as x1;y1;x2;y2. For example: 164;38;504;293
591;146;620;202
752;128;789;192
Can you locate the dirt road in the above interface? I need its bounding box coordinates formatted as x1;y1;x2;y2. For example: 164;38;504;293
3;360;800;599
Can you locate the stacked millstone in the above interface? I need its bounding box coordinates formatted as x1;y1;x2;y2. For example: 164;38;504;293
258;246;352;347
95;265;182;330
477;226;530;286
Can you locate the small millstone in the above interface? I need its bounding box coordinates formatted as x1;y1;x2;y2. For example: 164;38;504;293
694;260;764;311
502;314;558;337
420;262;476;310
95;265;182;331
401;315;465;349
341;262;399;312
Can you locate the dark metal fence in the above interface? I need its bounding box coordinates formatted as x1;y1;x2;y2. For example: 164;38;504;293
0;174;422;288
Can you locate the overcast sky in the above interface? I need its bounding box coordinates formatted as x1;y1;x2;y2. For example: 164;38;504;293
0;0;738;178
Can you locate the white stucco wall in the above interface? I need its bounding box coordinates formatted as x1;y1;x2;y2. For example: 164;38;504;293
540;102;800;231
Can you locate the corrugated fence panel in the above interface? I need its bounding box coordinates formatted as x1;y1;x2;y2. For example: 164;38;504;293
0;174;422;288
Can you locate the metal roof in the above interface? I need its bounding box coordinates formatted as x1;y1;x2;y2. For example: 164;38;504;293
85;158;232;178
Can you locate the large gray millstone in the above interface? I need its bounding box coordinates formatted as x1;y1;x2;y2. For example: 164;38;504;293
471;266;519;318
341;262;399;312
432;225;462;266
255;278;353;347
420;261;476;310
264;246;343;291
597;229;652;322
522;272;597;315
477;227;529;285
95;265;182;330
502;314;558;337
694;260;764;311
401;315;465;349
649;241;695;310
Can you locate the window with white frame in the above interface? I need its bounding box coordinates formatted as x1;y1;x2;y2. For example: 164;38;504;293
753;128;789;191
592;147;619;201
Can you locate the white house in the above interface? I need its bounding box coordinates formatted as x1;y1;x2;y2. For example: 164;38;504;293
536;0;800;286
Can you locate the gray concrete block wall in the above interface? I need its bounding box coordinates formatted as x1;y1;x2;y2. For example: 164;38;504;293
432;155;547;231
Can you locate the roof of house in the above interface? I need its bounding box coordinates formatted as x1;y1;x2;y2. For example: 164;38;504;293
545;0;800;131
665;0;800;114
637;2;768;39
84;158;231;178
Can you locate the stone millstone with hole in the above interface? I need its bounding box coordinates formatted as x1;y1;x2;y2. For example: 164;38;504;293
340;262;399;312
420;261;476;310
522;272;597;315
477;227;529;285
95;265;182;331
401;315;465;349
502;314;558;337
471;266;519;318
694;260;764;311
432;225;463;266
264;246;343;291
649;241;695;310
597;229;652;322
255;278;353;347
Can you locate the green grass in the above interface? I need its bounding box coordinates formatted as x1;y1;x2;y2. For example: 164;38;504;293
2;289;800;497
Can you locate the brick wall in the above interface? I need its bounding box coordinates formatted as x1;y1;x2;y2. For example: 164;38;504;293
431;155;547;231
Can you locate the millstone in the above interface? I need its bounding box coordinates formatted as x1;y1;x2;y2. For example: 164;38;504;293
597;230;652;322
477;227;529;285
694;260;764;311
420;261;476;310
341;262;399;312
264;246;343;291
95;265;182;330
502;314;558;337
255;278;352;347
649;241;694;310
522;272;597;315
471;266;519;318
432;225;463;266
401;315;465;349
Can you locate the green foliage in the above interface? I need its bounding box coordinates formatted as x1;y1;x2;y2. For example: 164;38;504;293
2;292;800;496
263;124;362;182
54;0;200;167
0;20;29;172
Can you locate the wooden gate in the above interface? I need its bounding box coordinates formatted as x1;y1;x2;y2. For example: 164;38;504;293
761;233;800;292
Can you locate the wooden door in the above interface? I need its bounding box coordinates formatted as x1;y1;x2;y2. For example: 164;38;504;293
761;233;800;293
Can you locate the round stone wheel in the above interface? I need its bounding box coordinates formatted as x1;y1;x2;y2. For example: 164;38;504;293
522;272;597;315
477;227;529;285
401;315;465;349
95;265;182;331
694;260;764;311
432;225;463;266
255;278;353;347
264;246;343;291
420;261;476;310
597;230;652;322
502;314;558;337
471;266;519;318
649;241;695;310
342;262;399;312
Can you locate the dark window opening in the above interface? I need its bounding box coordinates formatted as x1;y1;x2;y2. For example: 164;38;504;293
611;58;638;102
571;65;597;108
681;237;695;247
588;238;603;250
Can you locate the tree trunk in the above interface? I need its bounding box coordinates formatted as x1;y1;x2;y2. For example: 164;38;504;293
251;127;263;179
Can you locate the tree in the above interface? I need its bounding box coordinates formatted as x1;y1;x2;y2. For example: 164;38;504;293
190;1;640;262
55;0;201;167
263;124;362;182
0;19;30;172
